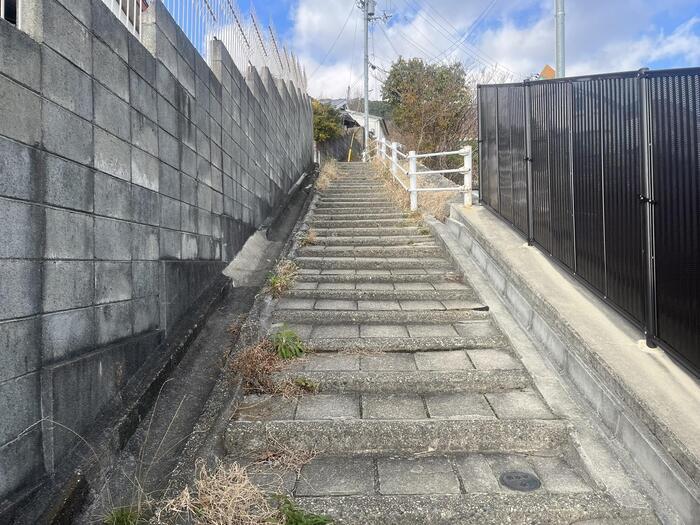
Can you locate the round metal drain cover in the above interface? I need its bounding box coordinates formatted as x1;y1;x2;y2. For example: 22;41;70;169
499;471;541;492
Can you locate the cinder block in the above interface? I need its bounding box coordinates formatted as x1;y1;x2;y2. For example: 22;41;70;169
44;207;93;260
42;260;94;312
41;307;95;362
0;422;44;497
156;61;177;103
132;260;159;298
180;203;197;233
180;142;196;176
159;162;180;199
55;0;92;28
197;209;211;236
0;76;41;146
92;0;128;61
96;300;133;344
0;317;41;381
42;100;93;165
0;260;41;322
131;110;158;156
95;217;131;260
131;147;159;191
133;295;160;333
197;182;212;211
42;46;93;120
44;153;94;212
153;27;177;77
159;195;181;230
131;185;160;226
95;261;132;304
0;138;38;200
0;19;41;89
157;94;178;137
94;171;131;220
180;174;196;204
197;235;212;259
129;70;157;122
94;128;130;181
158;128;180;169
92;38;129;102
131;223;159;261
176;53;195;96
196;127;210;160
182;234;198;259
94;83;129;140
43;0;92;73
128;38;156;87
159;228;181;259
0;199;42;258
0;371;40;445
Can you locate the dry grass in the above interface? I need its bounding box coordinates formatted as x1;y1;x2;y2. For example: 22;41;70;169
230;339;283;394
154;460;277;525
297;228;318;247
227;315;247;341
371;158;456;221
315;160;340;191
254;445;317;475
266;260;299;298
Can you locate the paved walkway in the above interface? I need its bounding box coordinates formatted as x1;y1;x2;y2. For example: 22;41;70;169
224;163;661;524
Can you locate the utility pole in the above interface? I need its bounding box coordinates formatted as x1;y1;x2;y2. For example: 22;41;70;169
555;0;565;78
362;1;373;161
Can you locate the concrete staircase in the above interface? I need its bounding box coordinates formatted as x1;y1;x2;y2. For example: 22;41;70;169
224;163;657;524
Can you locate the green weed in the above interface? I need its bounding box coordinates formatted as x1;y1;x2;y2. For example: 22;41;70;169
272;327;305;359
278;497;333;524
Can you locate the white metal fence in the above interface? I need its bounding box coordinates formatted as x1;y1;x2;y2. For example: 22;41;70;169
1;0;19;25
100;0;144;38
159;0;307;90
372;138;473;211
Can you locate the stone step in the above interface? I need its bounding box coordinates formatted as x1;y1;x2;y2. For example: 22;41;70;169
316;198;395;206
297;246;444;258
311;211;408;220
312;226;426;237
276;297;485;312
224;418;568;455
290;493;650;525
284;288;477;302
304;336;509;352
311;206;401;215
311;235;436;246
271;368;531;394
314;201;399;209
296;273;465;283
272;309;490;325
310;218;417;229
295;256;451;270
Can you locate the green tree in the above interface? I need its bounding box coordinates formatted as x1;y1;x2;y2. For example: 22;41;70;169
381;58;474;168
312;100;343;143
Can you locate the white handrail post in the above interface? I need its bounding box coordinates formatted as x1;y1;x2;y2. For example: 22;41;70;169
380;137;387;161
463;145;473;206
391;141;398;176
408;150;418;211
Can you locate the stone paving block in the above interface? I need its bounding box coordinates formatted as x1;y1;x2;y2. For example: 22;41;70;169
485;390;554;420
315;299;357;310
356;282;393;290
357;270;391;276
425;393;494;420
272;323;312;339
318;282;354;290
414;351;472;371
299;268;320;274
441;300;476;310
455;454;501;492
399;300;444;311
235;395;296;422
378;457;461;495
321;269;354;275
467;349;523;370
407;324;459;338
394;283;434;291
310;324;359;339
529;456;591;493
304;354;360;371
360;353;416;371
360;324;409;338
295;394;359;420
277;298;315;310
454;321;500;338
391;269;426;275
296;457;374;496
433;282;469;290
357;300;401;311
362;394;426;420
243;461;297;494
292;282;318;290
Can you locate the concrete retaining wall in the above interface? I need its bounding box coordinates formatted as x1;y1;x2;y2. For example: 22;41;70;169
0;0;312;504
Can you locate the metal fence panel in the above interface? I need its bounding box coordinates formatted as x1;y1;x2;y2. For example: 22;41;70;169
497;87;514;222
648;70;700;371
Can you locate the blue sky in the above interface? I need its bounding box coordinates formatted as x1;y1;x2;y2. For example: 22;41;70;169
247;0;700;97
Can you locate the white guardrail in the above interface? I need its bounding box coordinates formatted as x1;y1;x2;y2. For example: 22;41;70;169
370;138;473;210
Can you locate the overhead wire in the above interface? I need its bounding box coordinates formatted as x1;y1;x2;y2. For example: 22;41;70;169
309;2;356;79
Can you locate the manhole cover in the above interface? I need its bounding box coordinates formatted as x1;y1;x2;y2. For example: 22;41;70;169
499;471;541;492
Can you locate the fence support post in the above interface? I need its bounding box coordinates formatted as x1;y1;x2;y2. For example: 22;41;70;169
524;81;535;246
380;137;387;161
463;146;472;206
409;151;418;211
639;69;658;348
391;142;398;176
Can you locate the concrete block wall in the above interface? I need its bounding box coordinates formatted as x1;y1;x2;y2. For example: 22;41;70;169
0;0;312;504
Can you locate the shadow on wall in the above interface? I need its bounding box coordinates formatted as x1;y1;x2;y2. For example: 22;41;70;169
0;0;312;510
316;129;363;162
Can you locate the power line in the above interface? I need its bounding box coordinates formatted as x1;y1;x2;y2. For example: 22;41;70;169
309;3;357;79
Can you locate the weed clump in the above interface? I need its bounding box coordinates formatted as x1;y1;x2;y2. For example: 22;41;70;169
315;160;339;191
266;260;299;298
230;339;282;394
297;229;318;247
278;497;333;525
272;327;305;359
103;507;145;525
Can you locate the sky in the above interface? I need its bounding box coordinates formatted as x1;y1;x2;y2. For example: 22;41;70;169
250;0;700;99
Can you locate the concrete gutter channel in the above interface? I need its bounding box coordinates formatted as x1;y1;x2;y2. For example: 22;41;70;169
3;170;317;524
425;203;700;523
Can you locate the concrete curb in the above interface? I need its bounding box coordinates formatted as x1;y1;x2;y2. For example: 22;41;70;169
426;206;700;524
